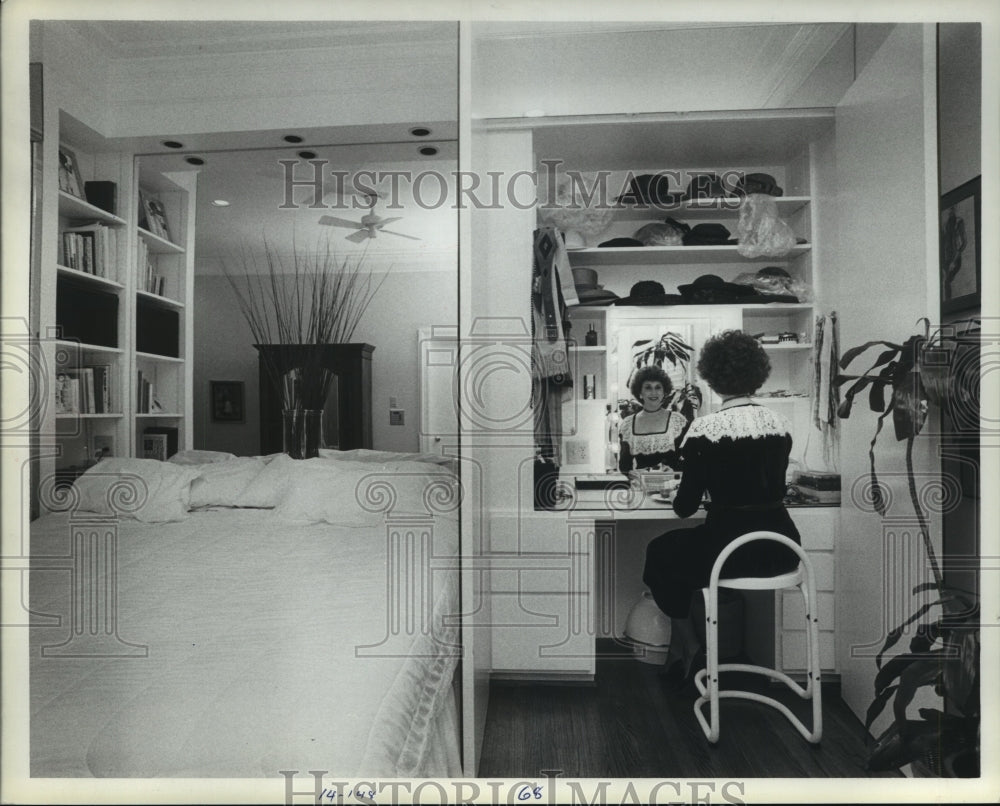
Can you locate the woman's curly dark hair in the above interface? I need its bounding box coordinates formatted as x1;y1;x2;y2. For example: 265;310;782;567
629;365;673;401
696;330;771;396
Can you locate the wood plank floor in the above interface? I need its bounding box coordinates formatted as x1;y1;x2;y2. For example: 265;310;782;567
479;643;902;778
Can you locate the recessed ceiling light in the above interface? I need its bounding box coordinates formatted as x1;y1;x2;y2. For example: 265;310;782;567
162;140;184;149
211;199;231;207
409;126;432;137
283;134;304;143
419;146;438;156
298;150;318;160
185;156;205;166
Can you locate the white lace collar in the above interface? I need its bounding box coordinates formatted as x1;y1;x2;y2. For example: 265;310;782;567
621;411;685;453
681;404;790;444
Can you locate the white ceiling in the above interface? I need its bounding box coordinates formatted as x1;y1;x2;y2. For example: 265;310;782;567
140;141;459;272
80;20;853;269
71;20;457;58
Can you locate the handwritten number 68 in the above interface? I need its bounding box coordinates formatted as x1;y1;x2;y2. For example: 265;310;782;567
517;785;543;801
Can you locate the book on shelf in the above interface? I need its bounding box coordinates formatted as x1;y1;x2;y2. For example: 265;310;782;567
136;370;154;414
55;373;80;414
136;237;168;295
61;222;118;278
56;364;112;414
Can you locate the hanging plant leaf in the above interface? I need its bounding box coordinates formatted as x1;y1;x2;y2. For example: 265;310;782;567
867;407;893;515
864;683;899;732
839;339;903;369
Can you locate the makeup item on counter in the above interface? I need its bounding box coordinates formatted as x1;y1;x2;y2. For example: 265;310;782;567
583;374;596;399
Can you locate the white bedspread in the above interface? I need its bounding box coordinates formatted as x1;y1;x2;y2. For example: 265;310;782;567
29;506;461;778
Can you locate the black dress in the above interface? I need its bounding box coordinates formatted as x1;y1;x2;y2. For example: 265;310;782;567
642;403;801;618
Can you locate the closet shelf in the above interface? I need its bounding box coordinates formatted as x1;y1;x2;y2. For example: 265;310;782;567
138;227;185;255
567;244;810;266
57;265;124;290
57;191;126;226
137;290;185;310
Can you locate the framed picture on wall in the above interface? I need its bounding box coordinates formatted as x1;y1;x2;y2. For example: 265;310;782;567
58;145;85;198
940;175;981;314
210;380;245;423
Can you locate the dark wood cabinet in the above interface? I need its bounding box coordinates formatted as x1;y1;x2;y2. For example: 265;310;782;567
255;343;374;454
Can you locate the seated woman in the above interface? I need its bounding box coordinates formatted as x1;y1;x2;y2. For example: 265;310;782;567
618;366;686;476
642;330;801;678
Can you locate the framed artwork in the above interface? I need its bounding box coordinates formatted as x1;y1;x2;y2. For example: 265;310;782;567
142;433;169;462
210;380;245;423
940;175;981;314
58;145;84;198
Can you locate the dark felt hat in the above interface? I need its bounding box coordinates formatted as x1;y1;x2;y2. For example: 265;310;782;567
575;287;620;306
681;172;732;201
615;174;685;206
677;274;757;304
598;237;644;248
613;280;685;306
682;223;738;246
734;172;784;197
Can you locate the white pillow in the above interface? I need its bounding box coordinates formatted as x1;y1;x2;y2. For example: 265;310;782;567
72;458;200;522
168;449;238;466
188;457;267;508
234;454;356;508
274;459;458;524
272;461;383;527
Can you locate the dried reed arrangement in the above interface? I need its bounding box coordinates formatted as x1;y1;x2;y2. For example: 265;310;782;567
223;233;384;411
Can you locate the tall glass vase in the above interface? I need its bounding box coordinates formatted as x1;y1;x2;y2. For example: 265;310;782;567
282;409;324;459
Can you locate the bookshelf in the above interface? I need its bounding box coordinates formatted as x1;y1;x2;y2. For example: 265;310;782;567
35;105;196;505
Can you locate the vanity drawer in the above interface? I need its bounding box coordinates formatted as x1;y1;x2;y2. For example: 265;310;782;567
490;513;595;555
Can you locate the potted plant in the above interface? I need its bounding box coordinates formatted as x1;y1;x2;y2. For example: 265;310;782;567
224;233;383;458
835;317;981;776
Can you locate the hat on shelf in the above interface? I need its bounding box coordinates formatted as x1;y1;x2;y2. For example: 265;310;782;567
681;223;738;246
598;237;645;248
677;274;758;304
734;172;784;197
633;220;686;246
615;174;685;206
570;267;619;306
613;280;685;306
681;172;733;202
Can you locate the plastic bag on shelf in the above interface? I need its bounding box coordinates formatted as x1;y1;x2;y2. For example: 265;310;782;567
732;266;813;302
736;193;797;258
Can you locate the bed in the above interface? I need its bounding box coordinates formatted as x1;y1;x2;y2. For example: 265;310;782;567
29;449;463;778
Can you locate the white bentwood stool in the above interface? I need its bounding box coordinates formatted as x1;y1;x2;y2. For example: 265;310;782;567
693;531;822;744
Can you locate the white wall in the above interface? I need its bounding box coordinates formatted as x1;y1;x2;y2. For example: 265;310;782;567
194;264;457;455
826;24;941;723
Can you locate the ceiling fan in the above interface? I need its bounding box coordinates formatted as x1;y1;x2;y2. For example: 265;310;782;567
318;192;421;243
